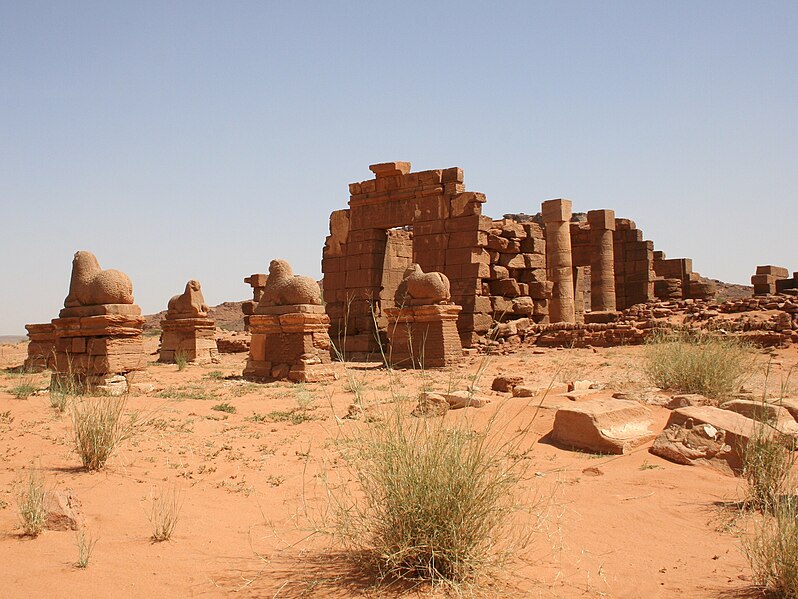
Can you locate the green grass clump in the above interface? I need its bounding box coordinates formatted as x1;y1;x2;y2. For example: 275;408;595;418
643;329;755;400
174;351;189;371
211;402;236;414
10;382;37;399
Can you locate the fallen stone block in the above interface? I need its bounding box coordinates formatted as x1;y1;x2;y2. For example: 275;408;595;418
492;375;524;393
442;391;491;410
650;420;731;468
550;399;656;455
662;405;784;472
666;394;713;409
512;384;538;398
765;397;798;422
411;392;449;417
567;380;600;392
44;489;82;531
721;399;798;436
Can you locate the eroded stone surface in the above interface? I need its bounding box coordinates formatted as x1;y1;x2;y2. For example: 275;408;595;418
63;251;133;309
550;398;656;455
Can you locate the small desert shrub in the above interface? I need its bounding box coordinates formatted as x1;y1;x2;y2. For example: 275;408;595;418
332;405;534;585
147;486;181;542
744;497;798;597
643;329;755;399
743;421;796;513
75;528;96;568
10;381;37;399
50;372;84;413
174;351;189;371
70;396;139;471
211;402;236;414
16;466;47;537
268;408;317;425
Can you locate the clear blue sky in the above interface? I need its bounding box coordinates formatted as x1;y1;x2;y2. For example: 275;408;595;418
1;1;796;334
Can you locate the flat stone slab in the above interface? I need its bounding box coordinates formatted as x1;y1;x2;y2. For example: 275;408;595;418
550;398;656;455
668;406;768;448
721;399;798;435
766;397;798;422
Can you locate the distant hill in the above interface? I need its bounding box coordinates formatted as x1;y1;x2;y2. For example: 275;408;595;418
705;278;752;302
0;335;26;345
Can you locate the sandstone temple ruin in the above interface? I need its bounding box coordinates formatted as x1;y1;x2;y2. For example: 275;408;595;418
322;162;714;356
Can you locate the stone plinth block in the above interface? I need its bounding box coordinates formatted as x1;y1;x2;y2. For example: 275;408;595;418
756;265;789;278
541;198;573;223
550;399;656;455
24;323;56;372
50;311;145;391
159;318;219;364
587;209;616;231
244;305;333;383
369;161;412;177
385;304;463;368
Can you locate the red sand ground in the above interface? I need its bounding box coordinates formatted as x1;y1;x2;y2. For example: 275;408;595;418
1;338;796;598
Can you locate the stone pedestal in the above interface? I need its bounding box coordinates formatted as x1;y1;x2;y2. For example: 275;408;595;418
543;199;576;323
243;273;268;331
51;304;145;389
385;304;463;368
159;318;219;364
243;304;333;382
24;323;56;372
587;209;616;312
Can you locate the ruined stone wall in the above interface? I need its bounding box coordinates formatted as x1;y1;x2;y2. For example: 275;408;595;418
612;219;656;310
323;163;713;353
322;162;489;355
482;219;550;324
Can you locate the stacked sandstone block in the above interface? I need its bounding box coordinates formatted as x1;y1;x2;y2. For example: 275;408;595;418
484;218;550;324
652;252;716;301
322;162;490;354
51;306;145;386
613;219;656;309
752;265;795;296
159;280;219;364
385;304;463;368
244;306;333;382
242;273;267;330
385;265;463;368
569;208;618;320
244;259;332;383
50;251;145;390
23;323;56;372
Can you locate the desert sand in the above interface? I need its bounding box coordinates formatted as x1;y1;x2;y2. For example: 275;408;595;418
1;337;796;598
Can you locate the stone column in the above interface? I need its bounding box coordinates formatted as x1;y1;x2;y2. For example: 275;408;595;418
587;209;616;312
542;199;575;323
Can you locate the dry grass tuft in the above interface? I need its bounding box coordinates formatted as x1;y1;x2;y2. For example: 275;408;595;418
75;527;97;568
331;402;535;587
70;396;140;470
148;486;182;542
744;497;798;598
16;464;47;537
643;329;756;400
742;421;796;513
